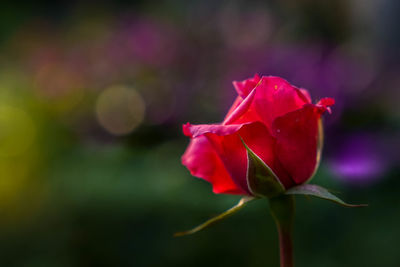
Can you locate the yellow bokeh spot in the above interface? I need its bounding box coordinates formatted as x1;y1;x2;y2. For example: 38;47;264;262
95;85;145;136
0;105;36;157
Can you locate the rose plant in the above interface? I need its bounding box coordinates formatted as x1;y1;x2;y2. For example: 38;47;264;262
176;75;365;267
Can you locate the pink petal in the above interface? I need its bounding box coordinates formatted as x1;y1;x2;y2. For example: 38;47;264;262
224;76;310;128
182;136;244;194
317;97;335;107
183;122;252;138
223;96;243;121
203;122;294;193
317;97;335;114
299;88;312;103
222;87;260;125
253;77;311;127
272;104;329;184
232;74;261;98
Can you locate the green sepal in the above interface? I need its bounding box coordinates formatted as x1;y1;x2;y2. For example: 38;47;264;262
174;196;254;237
241;138;285;198
285;184;367;208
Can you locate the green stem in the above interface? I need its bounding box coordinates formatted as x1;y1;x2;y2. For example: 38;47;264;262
269;195;295;267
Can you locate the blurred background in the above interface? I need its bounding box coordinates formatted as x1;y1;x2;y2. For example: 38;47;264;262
0;0;398;266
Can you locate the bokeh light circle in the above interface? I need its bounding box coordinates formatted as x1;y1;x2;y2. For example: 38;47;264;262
95;85;145;136
0;105;36;157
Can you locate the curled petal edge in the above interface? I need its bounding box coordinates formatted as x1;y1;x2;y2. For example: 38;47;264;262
183;121;255;138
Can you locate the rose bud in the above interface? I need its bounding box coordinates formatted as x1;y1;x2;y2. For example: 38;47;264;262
182;74;334;197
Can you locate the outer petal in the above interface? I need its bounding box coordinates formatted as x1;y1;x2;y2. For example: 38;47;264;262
223;74;261;122
181;136;244;194
232;74;261;98
272;103;332;185
317;98;335;114
224;76;311;128
183;122;251;138
299;88;312;103
317;97;335;107
223;85;261;125
223;96;242;121
253;77;311;127
184;121;295;192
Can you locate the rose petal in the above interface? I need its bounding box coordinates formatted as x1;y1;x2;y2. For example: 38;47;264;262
272;104;329;184
232;74;261;98
317;97;335;114
238;123;294;189
223;96;243;121
224;76;311;128
182;136;244;194
299;88;312;103
183;122;251;138
203;122;294;193
222;87;260;125
253;77;311;127
317;97;335;107
223;75;261;122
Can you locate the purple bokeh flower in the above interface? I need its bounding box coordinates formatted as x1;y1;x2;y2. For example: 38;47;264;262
328;134;388;185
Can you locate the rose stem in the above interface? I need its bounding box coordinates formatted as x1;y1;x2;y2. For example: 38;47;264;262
269;195;295;267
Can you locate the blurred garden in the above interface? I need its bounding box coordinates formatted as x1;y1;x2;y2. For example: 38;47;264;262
0;0;399;266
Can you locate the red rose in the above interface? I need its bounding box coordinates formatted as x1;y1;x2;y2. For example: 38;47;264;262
182;75;334;195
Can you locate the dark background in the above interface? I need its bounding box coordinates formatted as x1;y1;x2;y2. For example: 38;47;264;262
0;0;399;266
